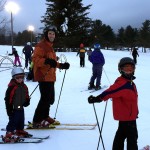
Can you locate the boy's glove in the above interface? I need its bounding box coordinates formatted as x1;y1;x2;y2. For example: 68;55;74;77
23;101;30;107
45;58;57;68
88;95;102;104
59;62;70;69
23;98;30;107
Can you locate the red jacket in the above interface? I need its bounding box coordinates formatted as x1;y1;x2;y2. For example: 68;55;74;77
100;76;138;121
4;79;30;115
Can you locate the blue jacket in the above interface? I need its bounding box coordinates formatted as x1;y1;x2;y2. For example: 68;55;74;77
90;49;105;65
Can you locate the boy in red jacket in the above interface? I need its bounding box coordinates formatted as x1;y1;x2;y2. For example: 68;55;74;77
3;67;31;143
88;57;138;150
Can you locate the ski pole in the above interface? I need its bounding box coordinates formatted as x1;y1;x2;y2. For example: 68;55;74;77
29;67;51;97
97;68;111;149
103;68;111;85
29;84;39;97
93;103;105;150
97;101;108;150
54;69;67;119
54;53;67;119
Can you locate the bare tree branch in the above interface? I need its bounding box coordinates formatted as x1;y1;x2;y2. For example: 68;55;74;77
0;0;7;32
0;0;6;11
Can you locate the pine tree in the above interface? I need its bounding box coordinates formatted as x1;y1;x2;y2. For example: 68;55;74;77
139;20;150;52
89;20;116;48
117;27;125;47
124;25;138;48
41;0;92;47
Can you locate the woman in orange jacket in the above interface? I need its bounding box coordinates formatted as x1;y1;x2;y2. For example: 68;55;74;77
32;28;70;128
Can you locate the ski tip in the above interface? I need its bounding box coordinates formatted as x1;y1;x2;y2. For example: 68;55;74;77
45;135;50;139
1;128;5;131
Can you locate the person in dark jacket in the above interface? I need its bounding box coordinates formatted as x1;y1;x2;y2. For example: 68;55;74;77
132;47;139;64
9;48;22;67
3;67;31;143
77;43;86;67
22;42;33;69
88;43;105;90
88;57;138;150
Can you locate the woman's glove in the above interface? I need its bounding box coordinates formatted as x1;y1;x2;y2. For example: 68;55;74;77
59;62;70;69
45;58;57;68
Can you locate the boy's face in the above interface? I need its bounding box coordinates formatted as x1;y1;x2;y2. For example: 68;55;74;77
122;64;135;74
48;31;55;42
14;74;25;83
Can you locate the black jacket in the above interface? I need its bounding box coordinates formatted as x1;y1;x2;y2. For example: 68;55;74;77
4;79;30;116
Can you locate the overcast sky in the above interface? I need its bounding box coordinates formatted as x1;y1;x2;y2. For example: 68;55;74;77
3;0;150;34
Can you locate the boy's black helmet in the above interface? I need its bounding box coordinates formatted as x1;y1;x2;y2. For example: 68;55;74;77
118;57;135;78
118;57;135;69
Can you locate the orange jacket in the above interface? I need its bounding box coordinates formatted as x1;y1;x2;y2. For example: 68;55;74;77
32;39;60;82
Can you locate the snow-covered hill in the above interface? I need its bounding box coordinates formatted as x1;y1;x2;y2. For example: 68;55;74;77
0;45;150;149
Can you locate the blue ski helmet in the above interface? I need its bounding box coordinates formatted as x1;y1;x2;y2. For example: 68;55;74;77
94;43;101;49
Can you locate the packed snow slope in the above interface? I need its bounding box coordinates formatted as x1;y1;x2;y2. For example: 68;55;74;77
0;45;150;149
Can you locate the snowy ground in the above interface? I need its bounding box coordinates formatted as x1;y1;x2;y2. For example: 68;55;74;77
0;45;150;150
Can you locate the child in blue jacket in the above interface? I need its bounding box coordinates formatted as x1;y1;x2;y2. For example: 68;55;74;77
88;43;105;90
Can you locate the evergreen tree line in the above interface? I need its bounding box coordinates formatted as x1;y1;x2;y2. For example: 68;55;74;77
0;0;150;51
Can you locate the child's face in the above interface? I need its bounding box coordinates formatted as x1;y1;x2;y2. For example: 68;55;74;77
14;74;25;83
122;64;135;74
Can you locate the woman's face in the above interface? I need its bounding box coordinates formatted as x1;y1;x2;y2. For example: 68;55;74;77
48;31;55;42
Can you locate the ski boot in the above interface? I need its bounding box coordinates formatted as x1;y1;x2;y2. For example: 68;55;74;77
2;132;20;143
32;120;55;129
95;85;101;90
15;130;32;138
88;83;96;90
45;116;60;125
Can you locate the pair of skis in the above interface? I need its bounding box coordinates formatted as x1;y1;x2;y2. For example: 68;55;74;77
0;135;50;144
24;121;97;130
0;122;97;144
